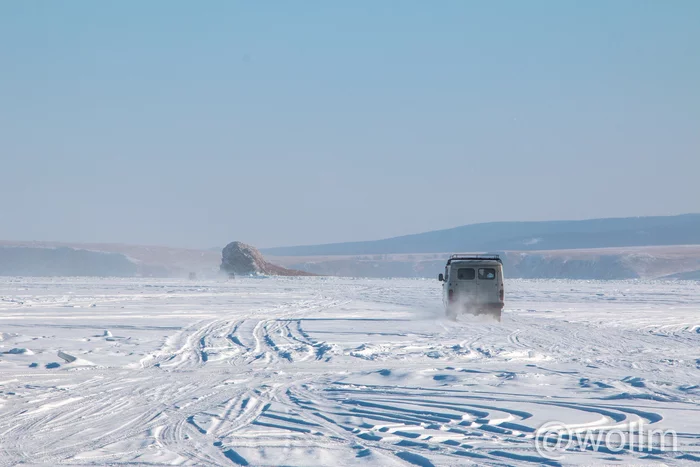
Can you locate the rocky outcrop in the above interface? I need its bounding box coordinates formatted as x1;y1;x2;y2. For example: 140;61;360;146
220;242;315;277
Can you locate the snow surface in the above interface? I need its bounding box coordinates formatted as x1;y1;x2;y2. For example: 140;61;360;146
0;276;698;466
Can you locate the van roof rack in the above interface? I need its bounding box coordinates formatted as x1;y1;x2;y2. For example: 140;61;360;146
448;254;502;263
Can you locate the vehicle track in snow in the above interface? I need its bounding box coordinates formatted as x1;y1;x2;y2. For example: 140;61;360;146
0;277;698;465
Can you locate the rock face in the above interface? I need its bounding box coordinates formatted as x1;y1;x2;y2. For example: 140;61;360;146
220;242;315;277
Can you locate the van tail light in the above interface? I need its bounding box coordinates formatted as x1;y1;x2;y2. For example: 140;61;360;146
499;288;504;302
448;289;455;303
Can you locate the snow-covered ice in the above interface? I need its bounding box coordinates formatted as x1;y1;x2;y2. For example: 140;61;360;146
0;277;698;466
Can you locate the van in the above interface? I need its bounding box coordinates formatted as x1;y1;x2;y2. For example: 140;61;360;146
438;254;504;321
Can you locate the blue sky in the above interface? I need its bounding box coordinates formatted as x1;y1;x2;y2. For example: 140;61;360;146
1;1;698;248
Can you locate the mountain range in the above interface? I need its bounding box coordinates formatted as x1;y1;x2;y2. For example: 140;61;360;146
261;214;700;256
2;214;700;279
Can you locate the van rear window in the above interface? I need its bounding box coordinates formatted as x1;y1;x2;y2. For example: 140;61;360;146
478;268;496;280
457;268;475;280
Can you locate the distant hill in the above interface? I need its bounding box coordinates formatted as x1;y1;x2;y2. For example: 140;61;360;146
261;214;700;256
0;246;137;277
662;269;700;280
268;245;700;280
0;241;221;278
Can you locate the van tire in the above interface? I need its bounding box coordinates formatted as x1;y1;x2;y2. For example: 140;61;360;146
446;307;458;321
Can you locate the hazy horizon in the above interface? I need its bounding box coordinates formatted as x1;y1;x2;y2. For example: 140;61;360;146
2;212;699;251
2;1;698;249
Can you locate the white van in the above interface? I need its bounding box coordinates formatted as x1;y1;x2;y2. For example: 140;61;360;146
438;254;505;321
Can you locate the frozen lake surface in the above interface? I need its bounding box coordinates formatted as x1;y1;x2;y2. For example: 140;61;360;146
0;277;698;466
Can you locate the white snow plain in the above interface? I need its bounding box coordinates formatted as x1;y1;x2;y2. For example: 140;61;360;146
0;277;698;466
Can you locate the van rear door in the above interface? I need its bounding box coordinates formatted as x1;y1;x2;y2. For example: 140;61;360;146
451;264;477;305
476;265;500;305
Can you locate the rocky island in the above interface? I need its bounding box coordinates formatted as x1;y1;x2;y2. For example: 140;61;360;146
220;241;315;277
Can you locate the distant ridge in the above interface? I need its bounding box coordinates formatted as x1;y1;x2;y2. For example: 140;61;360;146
261;214;700;256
